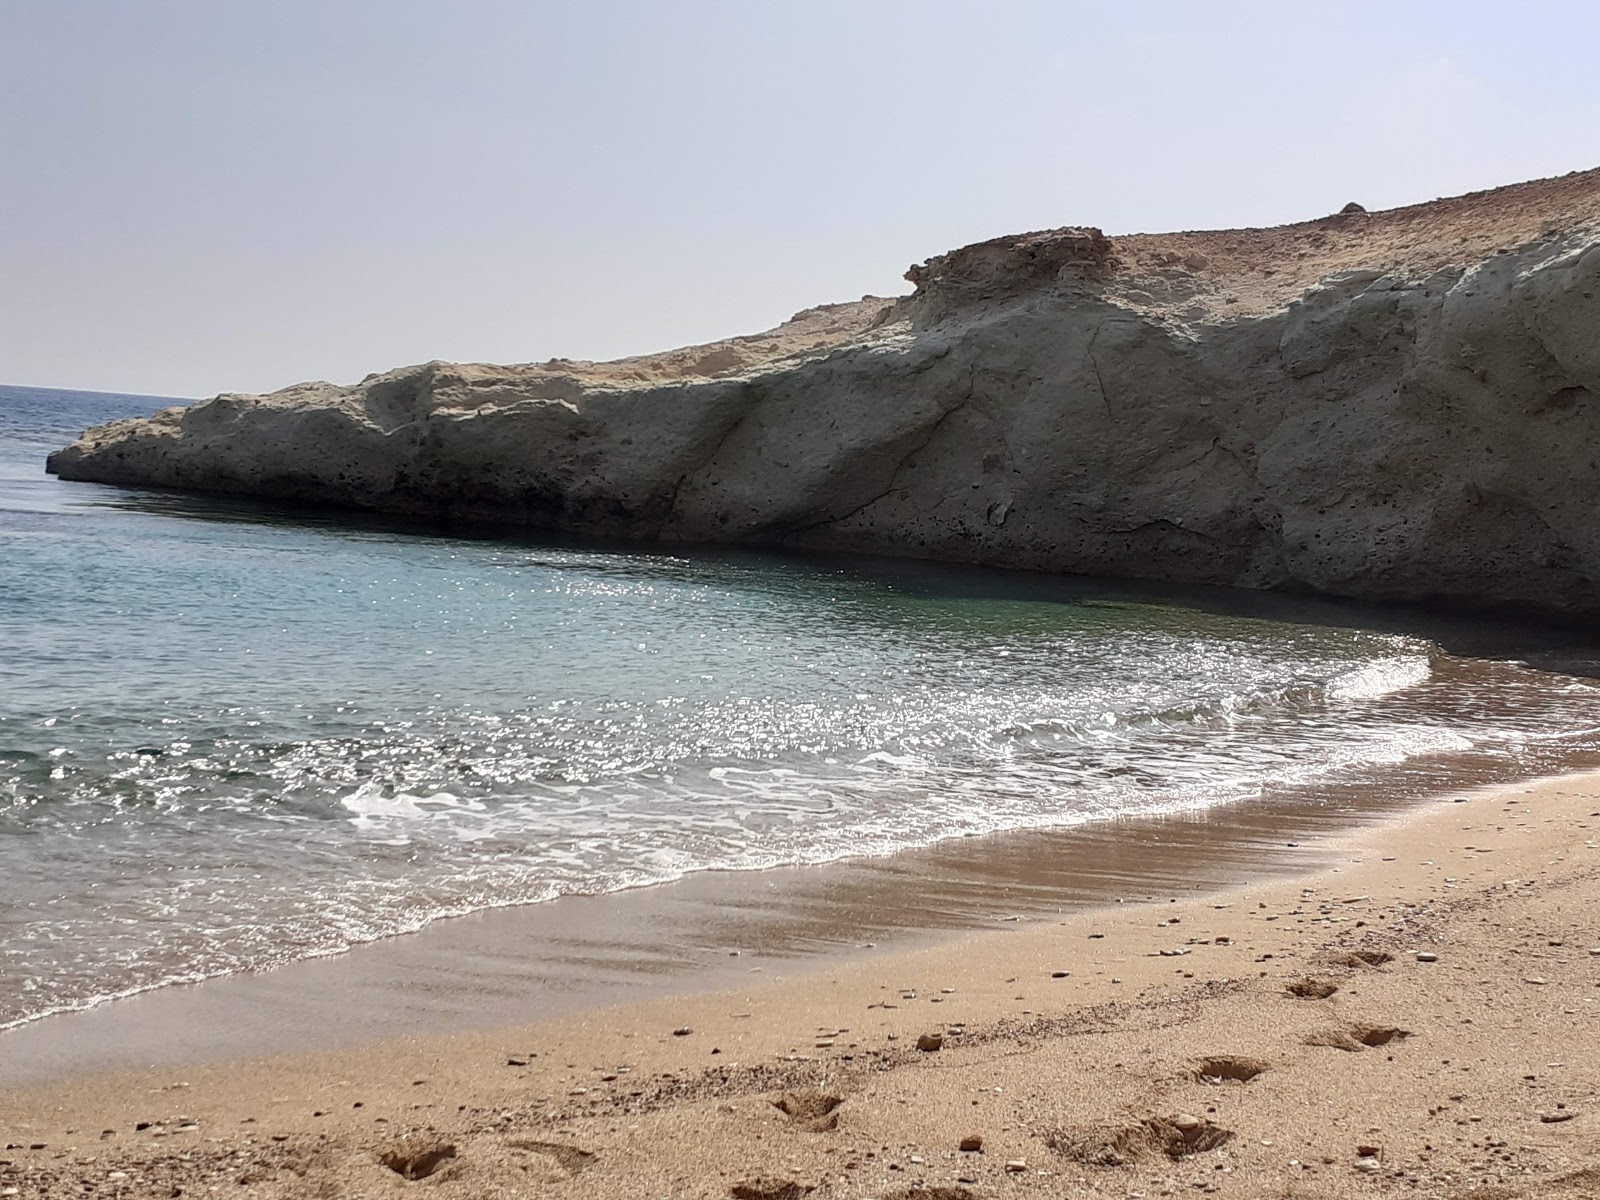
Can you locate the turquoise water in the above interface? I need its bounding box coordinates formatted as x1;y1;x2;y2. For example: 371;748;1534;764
5;383;1600;1030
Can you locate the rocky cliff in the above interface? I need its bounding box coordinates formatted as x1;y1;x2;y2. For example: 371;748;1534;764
48;169;1600;615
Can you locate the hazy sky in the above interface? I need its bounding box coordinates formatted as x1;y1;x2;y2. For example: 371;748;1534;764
4;1;1598;399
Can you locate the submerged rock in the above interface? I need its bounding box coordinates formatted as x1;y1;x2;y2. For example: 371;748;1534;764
48;168;1600;616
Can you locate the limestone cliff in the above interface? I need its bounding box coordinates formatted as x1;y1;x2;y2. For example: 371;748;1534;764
48;168;1600;615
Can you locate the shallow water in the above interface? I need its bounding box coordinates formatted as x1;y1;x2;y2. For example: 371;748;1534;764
4;383;1600;1032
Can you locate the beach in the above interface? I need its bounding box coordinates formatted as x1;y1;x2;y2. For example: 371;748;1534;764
10;8;1600;1199
5;769;1599;1199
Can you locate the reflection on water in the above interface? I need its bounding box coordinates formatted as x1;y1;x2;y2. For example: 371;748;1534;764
4;383;1600;1041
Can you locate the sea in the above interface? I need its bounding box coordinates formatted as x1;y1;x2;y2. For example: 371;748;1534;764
5;382;1600;1033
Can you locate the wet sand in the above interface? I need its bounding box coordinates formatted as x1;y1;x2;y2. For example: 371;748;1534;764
5;766;1600;1197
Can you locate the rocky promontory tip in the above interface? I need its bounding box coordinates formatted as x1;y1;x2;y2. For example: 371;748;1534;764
48;167;1600;615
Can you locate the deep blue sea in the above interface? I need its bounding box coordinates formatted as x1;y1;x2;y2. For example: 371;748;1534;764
5;382;1600;1030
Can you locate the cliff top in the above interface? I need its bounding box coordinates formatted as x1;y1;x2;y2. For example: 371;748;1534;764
1110;163;1600;321
358;165;1600;395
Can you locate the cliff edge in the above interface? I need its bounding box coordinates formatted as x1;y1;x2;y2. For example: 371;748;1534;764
49;168;1600;615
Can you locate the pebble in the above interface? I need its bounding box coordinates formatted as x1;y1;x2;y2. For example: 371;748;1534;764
959;1134;984;1152
1523;977;1548;986
1416;952;1439;963
1004;1158;1028;1172
1172;1114;1203;1132
1588;947;1600;956
672;1027;693;1036
1354;1158;1382;1174
1540;1111;1577;1123
1050;970;1070;979
916;1033;943;1052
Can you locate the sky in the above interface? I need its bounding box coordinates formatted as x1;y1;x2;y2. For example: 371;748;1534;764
3;1;1598;400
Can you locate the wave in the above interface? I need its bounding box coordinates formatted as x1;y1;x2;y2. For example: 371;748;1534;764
7;436;1600;1035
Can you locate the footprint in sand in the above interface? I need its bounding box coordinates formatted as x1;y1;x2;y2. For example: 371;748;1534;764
1190;1056;1268;1084
1286;977;1340;999
506;1139;596;1176
1304;1021;1411;1052
1318;949;1394;969
772;1089;845;1132
377;1138;457;1180
731;1177;816;1200
1047;1115;1233;1167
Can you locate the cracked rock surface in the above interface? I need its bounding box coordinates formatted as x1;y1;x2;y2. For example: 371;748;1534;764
48;167;1600;614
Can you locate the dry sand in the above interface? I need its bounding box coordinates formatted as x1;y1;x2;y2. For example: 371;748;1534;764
5;771;1600;1198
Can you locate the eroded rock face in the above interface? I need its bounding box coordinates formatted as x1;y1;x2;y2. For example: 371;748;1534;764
902;226;1115;319
46;182;1600;616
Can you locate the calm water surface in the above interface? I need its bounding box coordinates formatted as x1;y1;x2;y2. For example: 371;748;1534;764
4;383;1600;1030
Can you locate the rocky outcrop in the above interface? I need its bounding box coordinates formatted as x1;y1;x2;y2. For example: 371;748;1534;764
48;169;1600;616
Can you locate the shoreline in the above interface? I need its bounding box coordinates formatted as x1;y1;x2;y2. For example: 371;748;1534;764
5;768;1600;1198
6;711;1599;1086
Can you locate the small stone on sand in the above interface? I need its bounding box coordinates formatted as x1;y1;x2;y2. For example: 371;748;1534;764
916;1033;943;1052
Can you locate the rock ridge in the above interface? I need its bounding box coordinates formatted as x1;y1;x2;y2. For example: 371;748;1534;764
47;167;1600;615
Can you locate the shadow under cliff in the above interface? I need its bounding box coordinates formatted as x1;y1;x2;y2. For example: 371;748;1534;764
67;475;1600;680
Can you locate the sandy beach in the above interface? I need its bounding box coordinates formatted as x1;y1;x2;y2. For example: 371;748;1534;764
12;7;1600;1200
4;770;1599;1199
